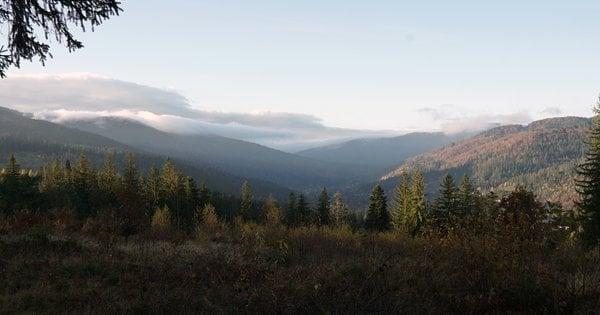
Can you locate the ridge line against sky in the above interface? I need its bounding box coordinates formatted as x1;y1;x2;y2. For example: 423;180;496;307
1;1;600;149
0;72;592;152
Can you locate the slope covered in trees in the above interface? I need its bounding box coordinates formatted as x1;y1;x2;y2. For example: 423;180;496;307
64;117;374;190
0;107;290;198
382;117;591;207
297;132;467;172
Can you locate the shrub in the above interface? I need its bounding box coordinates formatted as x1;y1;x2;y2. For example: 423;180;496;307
151;205;172;233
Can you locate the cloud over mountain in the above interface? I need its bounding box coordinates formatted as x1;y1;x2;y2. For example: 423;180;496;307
0;73;389;151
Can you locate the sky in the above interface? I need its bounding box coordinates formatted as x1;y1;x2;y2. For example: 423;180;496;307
3;0;600;150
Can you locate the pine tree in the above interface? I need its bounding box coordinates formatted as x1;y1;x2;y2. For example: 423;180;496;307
391;173;412;230
297;194;311;226
239;181;253;221
119;153;145;234
145;166;162;208
576;97;600;246
182;176;200;231
456;174;479;221
330;192;349;226
433;174;457;231
316;188;331;226
98;154;120;207
72;153;98;216
0;154;20;213
365;184;390;231
160;159;184;227
409;170;427;235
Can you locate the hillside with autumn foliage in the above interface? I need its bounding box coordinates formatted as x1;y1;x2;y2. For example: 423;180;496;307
382;117;592;206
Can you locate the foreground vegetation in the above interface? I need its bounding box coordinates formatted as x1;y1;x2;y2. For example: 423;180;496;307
1;211;600;313
4;99;600;312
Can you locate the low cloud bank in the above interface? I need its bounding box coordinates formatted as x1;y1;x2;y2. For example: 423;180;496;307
0;73;389;151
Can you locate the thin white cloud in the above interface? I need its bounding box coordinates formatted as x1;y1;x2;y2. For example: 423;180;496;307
0;73;391;151
417;105;533;134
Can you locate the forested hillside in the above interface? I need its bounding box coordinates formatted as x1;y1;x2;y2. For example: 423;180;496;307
298;132;467;171
0;107;290;198
65;117;373;190
382;117;591;207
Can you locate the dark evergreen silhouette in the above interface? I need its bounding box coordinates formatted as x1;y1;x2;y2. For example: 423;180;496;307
576;97;600;246
0;0;122;77
316;188;330;225
365;185;390;231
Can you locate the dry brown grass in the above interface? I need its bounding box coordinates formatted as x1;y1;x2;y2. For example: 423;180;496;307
1;214;600;313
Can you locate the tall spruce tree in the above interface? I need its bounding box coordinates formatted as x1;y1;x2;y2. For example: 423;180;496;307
409;170;427;235
145;166;162;209
391;173;412;230
317;188;331;226
120;153;145;233
297;194;311;226
433;174;457;230
365;184;390;231
576;97;600;246
98;154;120;207
72;153;97;216
456;174;478;220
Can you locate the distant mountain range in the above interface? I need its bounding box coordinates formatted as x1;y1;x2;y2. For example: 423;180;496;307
297;132;468;172
381;117;591;207
0;107;290;198
64;117;376;191
1;106;591;208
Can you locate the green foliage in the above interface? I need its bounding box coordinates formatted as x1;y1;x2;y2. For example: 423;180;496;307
432;174;458;231
576;98;600;247
365;185;390;231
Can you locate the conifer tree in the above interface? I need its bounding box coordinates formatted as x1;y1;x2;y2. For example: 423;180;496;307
286;192;298;226
316;188;331;225
391;173;412;230
297;194;311;226
0;154;20;213
365;184;390;231
433;174;457;230
240;181;253;221
145;166;162;208
72;153;97;216
576;97;600;246
456;174;479;221
160;159;184;227
98;154;120;207
330;191;349;226
119;153;145;233
409;170;427;235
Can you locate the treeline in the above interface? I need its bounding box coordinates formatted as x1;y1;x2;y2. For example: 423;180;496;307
0;152;577;241
363;171;575;245
0;153;366;234
0;154;247;235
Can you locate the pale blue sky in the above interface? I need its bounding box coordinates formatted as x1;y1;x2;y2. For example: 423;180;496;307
8;0;600;132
